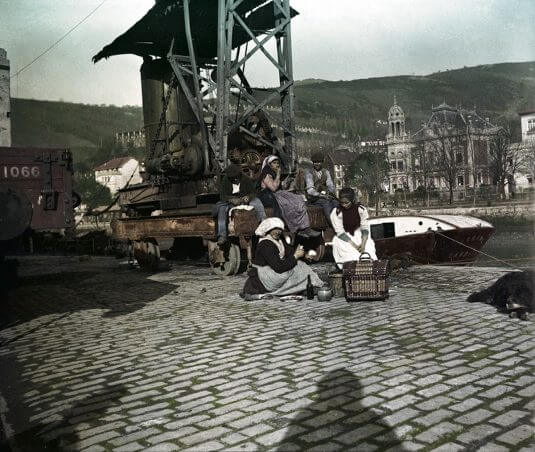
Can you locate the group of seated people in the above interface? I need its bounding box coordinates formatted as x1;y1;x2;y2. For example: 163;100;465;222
213;152;378;297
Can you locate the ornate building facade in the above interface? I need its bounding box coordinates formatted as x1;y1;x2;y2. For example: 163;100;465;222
386;100;499;194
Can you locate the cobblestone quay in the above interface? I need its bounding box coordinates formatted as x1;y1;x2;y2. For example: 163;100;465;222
0;256;533;451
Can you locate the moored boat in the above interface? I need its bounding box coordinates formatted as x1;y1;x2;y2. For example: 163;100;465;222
369;215;494;265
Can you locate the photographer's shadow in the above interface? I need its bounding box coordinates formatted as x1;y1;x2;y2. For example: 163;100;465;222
276;368;409;451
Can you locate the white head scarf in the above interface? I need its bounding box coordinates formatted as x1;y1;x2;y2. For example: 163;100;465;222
261;155;280;169
255;218;286;259
255;217;285;236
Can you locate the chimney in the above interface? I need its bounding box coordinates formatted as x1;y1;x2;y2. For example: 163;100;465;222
0;48;11;147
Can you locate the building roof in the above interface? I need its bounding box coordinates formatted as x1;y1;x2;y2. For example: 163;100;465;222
388;104;404;120
327;148;356;166
518;109;535;116
95;156;134;171
425;102;496;131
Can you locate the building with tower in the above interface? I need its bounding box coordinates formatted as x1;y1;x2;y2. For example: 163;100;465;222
386;98;413;192
385;99;498;195
0;48;11;147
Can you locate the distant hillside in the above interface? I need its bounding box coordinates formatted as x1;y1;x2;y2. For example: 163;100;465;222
294;78;328;86
293;61;535;139
11;99;143;165
10;61;534;168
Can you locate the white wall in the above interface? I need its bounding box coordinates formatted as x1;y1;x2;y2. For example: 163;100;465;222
0;48;11;147
520;112;535;143
95;158;142;195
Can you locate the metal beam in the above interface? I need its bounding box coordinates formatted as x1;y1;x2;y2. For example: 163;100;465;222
275;0;296;172
232;11;290;79
229;81;292;134
229;78;293;135
183;0;211;175
223;0;235;168
167;57;217;153
215;0;228;170
165;0;297;175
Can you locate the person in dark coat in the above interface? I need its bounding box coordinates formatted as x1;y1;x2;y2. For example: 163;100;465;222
305;150;338;226
242;218;323;296
213;164;266;245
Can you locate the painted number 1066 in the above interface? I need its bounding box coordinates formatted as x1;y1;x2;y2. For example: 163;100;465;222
1;165;40;179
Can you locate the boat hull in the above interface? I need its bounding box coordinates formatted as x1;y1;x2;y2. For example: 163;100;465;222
374;226;495;265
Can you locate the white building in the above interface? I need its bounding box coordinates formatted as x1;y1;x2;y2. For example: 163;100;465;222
509;109;535;190
519;109;535;143
94;157;142;195
0;48;11;147
325;147;357;195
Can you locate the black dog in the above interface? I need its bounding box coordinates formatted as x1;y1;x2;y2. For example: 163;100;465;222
467;270;535;320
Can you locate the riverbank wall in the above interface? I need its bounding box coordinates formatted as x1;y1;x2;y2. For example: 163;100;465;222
378;201;534;219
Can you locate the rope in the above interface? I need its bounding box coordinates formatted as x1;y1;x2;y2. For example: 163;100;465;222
434;230;522;270
10;0;108;80
75;163;140;226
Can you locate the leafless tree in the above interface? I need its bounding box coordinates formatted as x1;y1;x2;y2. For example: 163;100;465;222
488;129;513;199
508;141;529;178
425;123;460;205
345;146;389;215
464;121;480;206
411;139;434;206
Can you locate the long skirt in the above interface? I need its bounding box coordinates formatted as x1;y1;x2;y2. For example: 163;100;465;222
273;190;310;233
254;261;324;296
257;189;283;219
332;227;378;269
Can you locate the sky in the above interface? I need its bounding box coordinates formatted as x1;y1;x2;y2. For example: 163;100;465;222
1;0;534;106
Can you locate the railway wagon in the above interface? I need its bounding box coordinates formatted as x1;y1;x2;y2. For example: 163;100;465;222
0;146;76;250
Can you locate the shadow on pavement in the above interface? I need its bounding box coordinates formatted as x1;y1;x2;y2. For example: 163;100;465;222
276;368;409;451
0;263;177;328
5;383;127;451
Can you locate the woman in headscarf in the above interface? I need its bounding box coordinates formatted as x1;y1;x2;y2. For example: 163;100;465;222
242;217;324;296
257;155;319;238
330;187;377;268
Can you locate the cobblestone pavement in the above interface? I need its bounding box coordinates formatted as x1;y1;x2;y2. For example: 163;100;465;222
0;256;534;451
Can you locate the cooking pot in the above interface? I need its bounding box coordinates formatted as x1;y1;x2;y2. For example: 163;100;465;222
317;287;333;302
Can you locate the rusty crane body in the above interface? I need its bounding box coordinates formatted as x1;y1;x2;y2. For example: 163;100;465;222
93;0;328;274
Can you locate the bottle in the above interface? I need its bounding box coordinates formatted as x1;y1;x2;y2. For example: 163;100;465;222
306;275;314;300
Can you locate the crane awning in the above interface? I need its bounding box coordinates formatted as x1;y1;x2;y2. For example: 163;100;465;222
92;0;298;63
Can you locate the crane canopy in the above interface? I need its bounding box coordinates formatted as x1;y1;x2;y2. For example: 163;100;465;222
92;0;298;63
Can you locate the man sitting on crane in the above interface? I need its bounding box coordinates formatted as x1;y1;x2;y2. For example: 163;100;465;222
305;151;338;226
213;164;266;246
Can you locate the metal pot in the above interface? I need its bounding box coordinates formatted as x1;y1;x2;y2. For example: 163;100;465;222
317;287;333;302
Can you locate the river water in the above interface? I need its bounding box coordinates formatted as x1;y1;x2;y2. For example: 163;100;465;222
475;226;535;269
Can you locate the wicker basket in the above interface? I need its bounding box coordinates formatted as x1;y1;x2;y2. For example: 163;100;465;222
342;253;390;301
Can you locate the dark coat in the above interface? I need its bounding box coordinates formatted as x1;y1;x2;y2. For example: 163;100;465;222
219;174;256;202
243;240;297;294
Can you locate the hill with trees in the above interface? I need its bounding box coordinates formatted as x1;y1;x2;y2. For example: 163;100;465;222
10;60;534;171
11;99;144;172
293;61;535;141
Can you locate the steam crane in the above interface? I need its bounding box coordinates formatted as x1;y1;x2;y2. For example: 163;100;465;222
93;0;328;274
